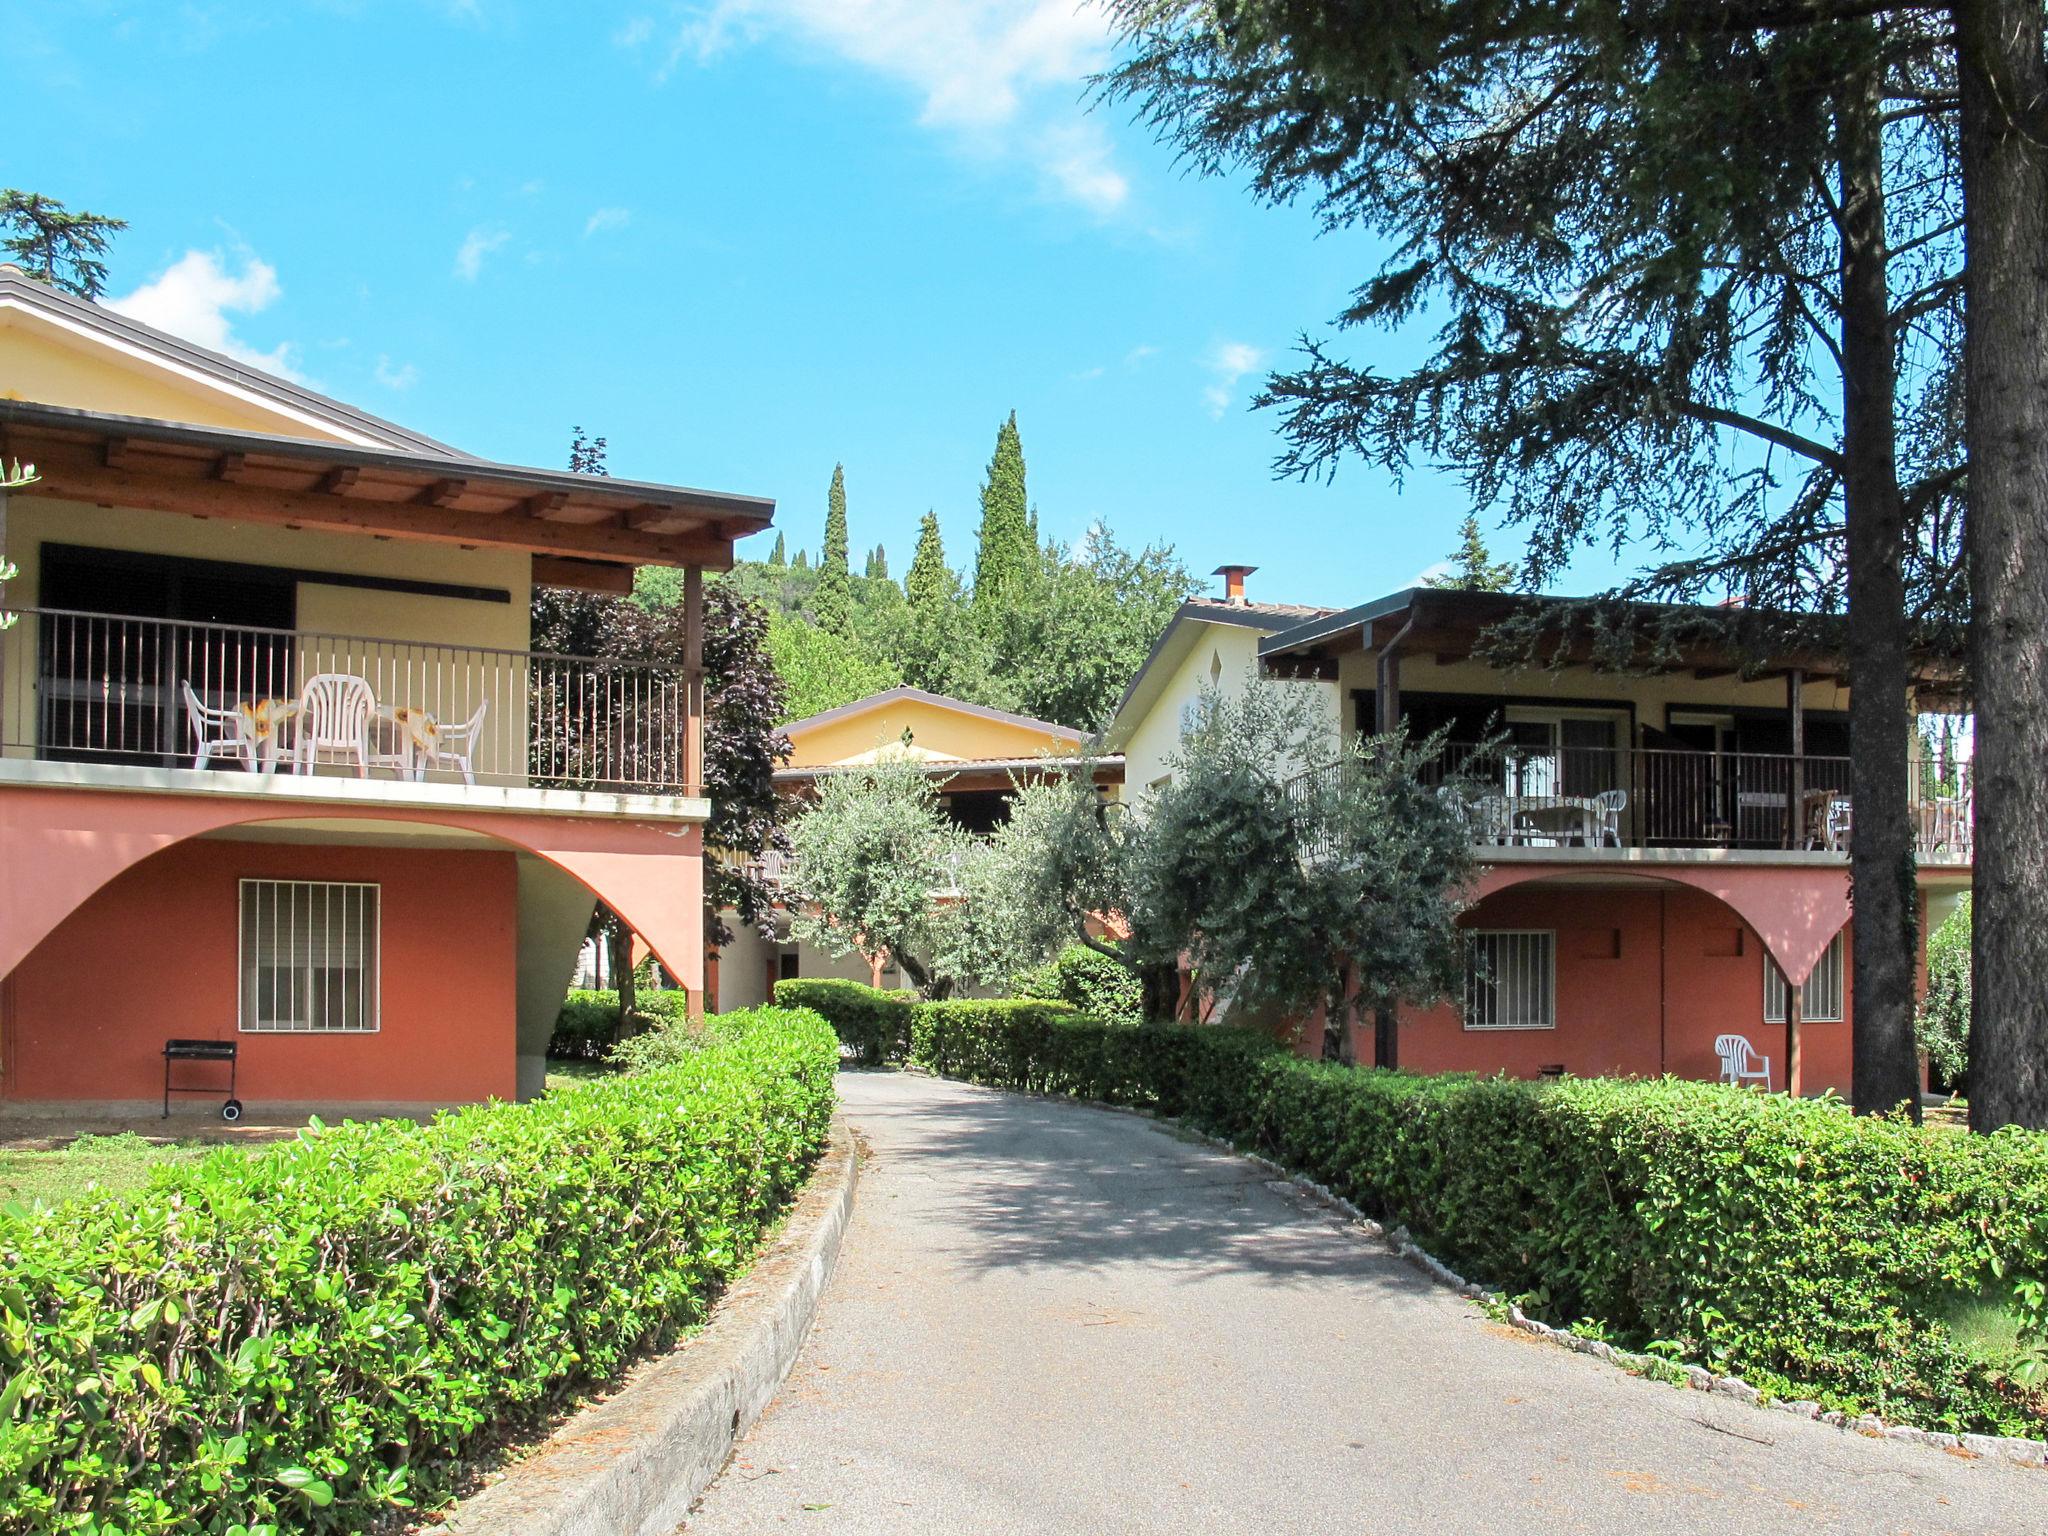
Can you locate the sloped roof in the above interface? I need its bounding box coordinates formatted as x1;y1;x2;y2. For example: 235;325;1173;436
0;265;466;454
782;686;1087;747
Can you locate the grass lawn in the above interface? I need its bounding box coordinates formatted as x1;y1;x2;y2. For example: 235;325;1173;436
545;1060;620;1093
0;1133;219;1209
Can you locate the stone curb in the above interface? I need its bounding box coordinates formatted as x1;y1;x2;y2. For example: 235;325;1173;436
928;1073;2048;1470
444;1118;861;1536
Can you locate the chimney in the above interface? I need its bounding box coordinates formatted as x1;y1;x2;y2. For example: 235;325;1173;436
1213;564;1257;604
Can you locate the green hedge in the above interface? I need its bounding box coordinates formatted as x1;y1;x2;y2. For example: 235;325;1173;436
548;987;689;1060
774;978;915;1066
0;1004;837;1535
1012;943;1143;1022
909;1009;2048;1437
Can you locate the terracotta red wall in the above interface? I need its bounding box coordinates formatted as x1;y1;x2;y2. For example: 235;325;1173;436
2;840;518;1105
1301;882;1855;1097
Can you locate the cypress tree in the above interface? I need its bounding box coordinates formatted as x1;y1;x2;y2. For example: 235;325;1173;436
972;412;1032;611
906;511;949;611
866;544;890;581
813;464;855;635
792;549;809;571
823;464;850;574
768;531;787;567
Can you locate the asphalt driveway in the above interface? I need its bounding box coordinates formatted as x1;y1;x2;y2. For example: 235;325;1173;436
684;1071;2042;1535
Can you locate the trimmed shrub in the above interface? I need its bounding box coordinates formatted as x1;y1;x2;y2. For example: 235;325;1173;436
548;987;688;1060
1012;943;1143;1022
910;1007;2048;1437
774;978;915;1065
0;1004;838;1535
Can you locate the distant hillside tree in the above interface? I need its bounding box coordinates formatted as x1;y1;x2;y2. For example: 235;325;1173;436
767;531;787;567
1;190;125;299
768;610;903;722
866;544;889;580
972;412;1033;612
906;511;950;612
813;464;855;636
1425;514;1518;593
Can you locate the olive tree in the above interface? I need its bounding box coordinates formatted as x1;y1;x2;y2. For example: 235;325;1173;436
1125;678;1479;1060
787;757;966;998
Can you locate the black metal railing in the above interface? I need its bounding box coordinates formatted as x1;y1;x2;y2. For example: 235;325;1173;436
0;606;694;794
1289;743;1971;862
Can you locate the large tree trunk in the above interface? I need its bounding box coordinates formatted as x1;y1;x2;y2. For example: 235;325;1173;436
1838;59;1924;1118
1957;0;2048;1130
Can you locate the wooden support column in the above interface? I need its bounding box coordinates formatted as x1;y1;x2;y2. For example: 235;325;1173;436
1785;984;1804;1097
682;565;705;797
1786;667;1807;848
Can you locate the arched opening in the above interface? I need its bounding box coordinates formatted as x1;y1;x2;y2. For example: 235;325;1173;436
0;790;703;1111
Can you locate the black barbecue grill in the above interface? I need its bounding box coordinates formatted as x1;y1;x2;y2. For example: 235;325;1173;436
162;1038;242;1121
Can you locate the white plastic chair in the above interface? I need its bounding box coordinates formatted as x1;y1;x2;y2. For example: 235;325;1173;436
291;673;376;777
1594;788;1628;847
180;681;250;771
412;699;490;785
1715;1033;1772;1091
1824;795;1853;853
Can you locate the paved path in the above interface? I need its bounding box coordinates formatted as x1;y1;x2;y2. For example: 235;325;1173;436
685;1072;2042;1535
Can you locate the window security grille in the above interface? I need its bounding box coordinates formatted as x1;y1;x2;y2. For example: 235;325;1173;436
239;879;380;1033
1464;930;1555;1031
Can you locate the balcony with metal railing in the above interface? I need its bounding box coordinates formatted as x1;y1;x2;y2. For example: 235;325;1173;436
0;607;704;803
1289;743;1972;864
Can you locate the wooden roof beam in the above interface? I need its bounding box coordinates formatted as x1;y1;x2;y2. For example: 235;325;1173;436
422;477;470;508
213;451;249;483
318;465;362;496
524;490;572;520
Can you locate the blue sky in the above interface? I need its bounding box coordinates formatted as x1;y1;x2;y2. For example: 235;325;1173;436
7;0;1638;607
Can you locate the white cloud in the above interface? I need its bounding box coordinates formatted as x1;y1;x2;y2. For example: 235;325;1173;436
584;206;632;236
374;355;419;391
108;249;304;382
1408;560;1454;588
453;225;510;280
1201;340;1267;419
1123;342;1158;369
627;0;1128;213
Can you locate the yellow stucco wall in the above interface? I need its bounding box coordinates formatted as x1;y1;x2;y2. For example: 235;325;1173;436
0;306;361;442
785;695;1077;769
1118;622;1339;801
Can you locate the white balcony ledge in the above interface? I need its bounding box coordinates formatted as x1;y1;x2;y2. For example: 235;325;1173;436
0;757;710;822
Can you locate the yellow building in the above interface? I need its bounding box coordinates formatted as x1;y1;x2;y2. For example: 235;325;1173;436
713;687;1122;1009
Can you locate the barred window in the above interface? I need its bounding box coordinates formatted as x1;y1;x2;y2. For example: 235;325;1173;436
1464;930;1555;1031
1764;931;1845;1024
239;880;380;1033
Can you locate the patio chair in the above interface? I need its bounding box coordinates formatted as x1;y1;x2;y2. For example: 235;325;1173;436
1593;788;1628;847
1714;1033;1772;1091
291;673;377;777
180;681;249;771
1824;795;1853;854
411;698;490;786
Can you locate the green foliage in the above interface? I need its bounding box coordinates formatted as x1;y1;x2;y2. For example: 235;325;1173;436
941;772;1136;991
1014;943;1144;1022
768;531;787;567
787;757;966;997
813;465;855;635
0;190;126;299
774;978;916;1065
972;411;1033;614
767;610;902;722
865;544;888;580
912;1008;2048;1436
0;1005;838;1533
1919;896;1972;1086
547;987;689;1060
1423;513;1517;592
904;511;949;613
1126;678;1477;1040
